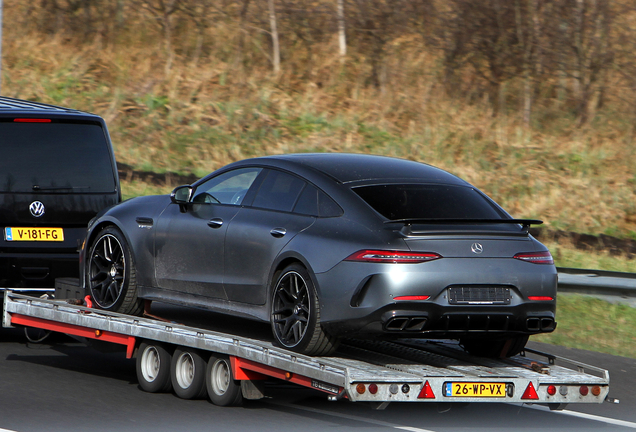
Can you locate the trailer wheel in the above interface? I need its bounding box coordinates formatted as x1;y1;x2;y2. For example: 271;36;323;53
137;342;173;393
206;355;243;407
270;264;338;356
171;348;208;399
87;226;143;316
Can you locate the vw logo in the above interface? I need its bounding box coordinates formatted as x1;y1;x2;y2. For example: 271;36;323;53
470;242;484;254
29;201;45;218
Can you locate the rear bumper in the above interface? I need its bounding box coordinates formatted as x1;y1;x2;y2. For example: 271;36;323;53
315;257;557;339
0;252;79;288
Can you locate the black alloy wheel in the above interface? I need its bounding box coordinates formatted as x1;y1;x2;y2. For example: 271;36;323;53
270;264;338;356
87;226;143;316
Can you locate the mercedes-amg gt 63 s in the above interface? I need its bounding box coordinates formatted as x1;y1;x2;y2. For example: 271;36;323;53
81;153;557;357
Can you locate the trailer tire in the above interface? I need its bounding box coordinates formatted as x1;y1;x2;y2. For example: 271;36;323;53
137;342;173;393
171;348;208;399
206;355;243;407
87;226;143;316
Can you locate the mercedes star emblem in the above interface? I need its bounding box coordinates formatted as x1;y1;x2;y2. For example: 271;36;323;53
29;201;45;218
471;242;484;254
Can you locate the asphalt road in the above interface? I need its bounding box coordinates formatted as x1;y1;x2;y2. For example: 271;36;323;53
1;312;635;432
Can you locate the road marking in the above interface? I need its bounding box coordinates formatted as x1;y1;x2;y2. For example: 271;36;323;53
0;428;18;432
525;404;636;429
266;400;437;432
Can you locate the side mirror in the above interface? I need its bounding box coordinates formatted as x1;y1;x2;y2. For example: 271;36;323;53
171;185;193;212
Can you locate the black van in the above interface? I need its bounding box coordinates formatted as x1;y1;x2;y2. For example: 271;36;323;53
0;97;120;293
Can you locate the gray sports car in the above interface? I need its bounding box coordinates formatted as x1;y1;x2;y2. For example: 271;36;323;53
81;153;557;357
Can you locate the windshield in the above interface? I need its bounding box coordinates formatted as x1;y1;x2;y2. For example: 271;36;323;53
0;122;116;193
352;184;506;220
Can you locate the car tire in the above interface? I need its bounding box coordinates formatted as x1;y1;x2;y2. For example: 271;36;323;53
87;226;144;316
270;263;338;356
460;335;529;358
206;355;243;407
137;342;173;393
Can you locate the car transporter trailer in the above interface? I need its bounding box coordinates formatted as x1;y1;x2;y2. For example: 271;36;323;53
3;291;613;410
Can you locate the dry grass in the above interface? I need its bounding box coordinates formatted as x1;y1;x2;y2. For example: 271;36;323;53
4;2;636;241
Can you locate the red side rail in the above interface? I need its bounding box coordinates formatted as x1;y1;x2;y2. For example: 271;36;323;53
10;314;137;359
230;356;345;397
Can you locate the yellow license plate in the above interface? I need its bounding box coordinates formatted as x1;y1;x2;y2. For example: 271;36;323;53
444;382;506;397
5;227;64;242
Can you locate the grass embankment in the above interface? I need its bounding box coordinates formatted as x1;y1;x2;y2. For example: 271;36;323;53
4;2;636;357
534;294;636;359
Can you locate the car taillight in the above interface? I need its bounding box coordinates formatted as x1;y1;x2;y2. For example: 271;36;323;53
13;118;51;122
513;251;554;265
345;250;442;264
393;295;430;301
528;296;553;301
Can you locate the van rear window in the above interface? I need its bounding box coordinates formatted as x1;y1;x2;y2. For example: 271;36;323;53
0;122;116;193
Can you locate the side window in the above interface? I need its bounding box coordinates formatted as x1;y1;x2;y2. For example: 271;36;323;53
293;184;343;217
251;170;305;212
192;167;262;205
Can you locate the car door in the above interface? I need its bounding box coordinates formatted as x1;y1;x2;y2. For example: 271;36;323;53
223;169;315;305
154;167;262;299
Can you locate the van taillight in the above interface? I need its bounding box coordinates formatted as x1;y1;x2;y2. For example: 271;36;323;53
14;118;52;123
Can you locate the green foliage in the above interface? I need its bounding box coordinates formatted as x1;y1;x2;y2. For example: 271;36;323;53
535;294;636;359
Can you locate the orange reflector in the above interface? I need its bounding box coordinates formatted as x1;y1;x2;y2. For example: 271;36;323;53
528;296;553;301
521;382;539;400
356;383;366;394
95;330;102;337
547;385;556;396
284;372;293;380
417;381;435;399
580;385;589;396
591;386;601;396
14;118;51;123
368;383;378;395
393;295;430;301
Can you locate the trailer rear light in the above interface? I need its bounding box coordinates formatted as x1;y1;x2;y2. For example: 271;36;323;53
591;386;601;396
513;251;554;265
580;385;589;396
547;385;557;396
528;296;554;301
13;118;52;123
417;381;435;399
521;382;539;400
345;250;442;264
393;295;430;301
368;383;378;395
356;383;366;394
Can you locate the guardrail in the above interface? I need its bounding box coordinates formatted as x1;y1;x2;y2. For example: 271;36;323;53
557;267;636;300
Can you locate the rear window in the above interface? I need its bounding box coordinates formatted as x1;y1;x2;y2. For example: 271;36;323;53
352;184;505;220
0;122;116;193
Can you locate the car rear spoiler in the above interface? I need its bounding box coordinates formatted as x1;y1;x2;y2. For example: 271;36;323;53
384;218;543;236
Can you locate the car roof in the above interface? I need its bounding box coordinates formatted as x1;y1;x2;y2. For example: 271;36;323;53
261;153;468;185
0;96;101;120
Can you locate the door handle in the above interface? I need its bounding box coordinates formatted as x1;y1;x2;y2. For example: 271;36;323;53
208;218;223;228
270;228;287;238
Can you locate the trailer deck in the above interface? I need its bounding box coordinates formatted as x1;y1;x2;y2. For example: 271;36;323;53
3;291;610;409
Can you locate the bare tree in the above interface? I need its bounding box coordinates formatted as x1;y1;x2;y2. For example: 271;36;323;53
268;0;280;74
337;0;346;58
